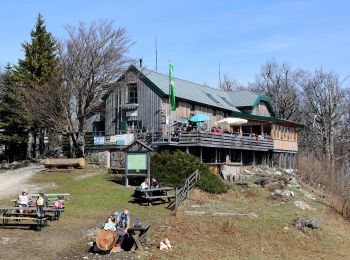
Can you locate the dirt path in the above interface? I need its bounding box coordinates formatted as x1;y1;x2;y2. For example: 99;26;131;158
0;164;48;199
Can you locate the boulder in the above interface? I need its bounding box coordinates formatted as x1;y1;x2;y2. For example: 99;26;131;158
255;178;269;187
271;189;294;197
294;201;315;211
293;217;322;230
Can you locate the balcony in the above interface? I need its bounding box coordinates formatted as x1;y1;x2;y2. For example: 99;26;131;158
178;132;273;151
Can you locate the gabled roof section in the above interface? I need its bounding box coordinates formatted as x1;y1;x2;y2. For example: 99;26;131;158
228;91;275;115
120;65;277;116
129;65;240;112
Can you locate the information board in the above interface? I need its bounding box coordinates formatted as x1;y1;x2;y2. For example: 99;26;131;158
127;153;147;171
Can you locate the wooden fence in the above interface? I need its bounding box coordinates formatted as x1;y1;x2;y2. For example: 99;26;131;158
175;170;200;210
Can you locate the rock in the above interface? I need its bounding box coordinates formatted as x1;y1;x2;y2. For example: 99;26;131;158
255;178;269;187
284;169;295;174
294;201;316;210
244;169;252;174
287;177;301;189
271;189;294;197
303;191;317;201
275;171;282;176
293;217;322;230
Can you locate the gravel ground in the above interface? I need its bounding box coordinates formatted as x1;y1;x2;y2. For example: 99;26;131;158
0;164;49;199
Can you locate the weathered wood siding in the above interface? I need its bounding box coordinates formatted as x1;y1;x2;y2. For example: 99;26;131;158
105;70;161;134
161;98;228;133
137;76;162;132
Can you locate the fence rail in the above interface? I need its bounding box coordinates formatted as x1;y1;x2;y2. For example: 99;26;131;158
178;132;273;151
175;170;200;210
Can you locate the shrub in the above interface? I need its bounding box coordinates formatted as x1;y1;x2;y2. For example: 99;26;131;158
150;150;228;194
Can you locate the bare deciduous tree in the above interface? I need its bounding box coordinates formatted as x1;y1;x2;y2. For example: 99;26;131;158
220;74;241;91
60;20;132;157
301;70;346;166
249;61;301;121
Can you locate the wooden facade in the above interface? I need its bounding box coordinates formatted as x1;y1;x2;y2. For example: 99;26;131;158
88;65;302;169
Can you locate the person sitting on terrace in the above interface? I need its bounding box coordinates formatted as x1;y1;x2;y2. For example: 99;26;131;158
140;178;149;189
115;209;130;247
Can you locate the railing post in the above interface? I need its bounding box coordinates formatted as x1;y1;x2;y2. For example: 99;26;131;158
186;179;189;198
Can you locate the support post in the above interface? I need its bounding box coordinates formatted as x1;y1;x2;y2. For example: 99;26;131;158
279;153;282;169
200;147;203;162
289;153;292;169
186;146;189;153
215;148;218;163
253;151;256;166
240;150;243;166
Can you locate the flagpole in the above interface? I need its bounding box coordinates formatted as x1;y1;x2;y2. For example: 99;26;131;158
168;57;172;144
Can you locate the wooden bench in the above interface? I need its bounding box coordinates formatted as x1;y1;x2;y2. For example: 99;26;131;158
129;222;151;251
0;216;48;230
134;187;175;205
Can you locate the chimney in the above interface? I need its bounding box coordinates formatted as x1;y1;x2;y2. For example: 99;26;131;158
139;58;143;68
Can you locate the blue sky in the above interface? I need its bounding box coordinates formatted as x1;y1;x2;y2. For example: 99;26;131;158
0;0;349;86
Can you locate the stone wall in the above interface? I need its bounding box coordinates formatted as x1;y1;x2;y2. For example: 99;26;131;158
85;150;110;167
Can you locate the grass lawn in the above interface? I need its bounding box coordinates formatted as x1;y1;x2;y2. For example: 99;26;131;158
1;166;350;259
0;166;172;259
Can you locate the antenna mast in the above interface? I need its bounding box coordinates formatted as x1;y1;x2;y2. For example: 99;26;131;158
219;60;222;89
155;36;158;72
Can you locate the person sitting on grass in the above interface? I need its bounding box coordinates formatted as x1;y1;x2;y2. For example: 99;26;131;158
104;217;116;231
115;209;130;248
140;178;149;190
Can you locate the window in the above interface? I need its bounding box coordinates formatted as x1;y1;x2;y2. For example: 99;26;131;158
204;92;221;104
213;109;217;116
190;103;195;111
128;85;137;103
220;96;234;106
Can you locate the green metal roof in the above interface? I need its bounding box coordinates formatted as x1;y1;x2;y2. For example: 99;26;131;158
110;65;301;127
231;111;303;127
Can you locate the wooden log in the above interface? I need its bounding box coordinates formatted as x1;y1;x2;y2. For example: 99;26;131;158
44;158;86;169
96;230;117;251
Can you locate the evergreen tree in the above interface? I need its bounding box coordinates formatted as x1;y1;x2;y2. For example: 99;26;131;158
0;65;28;161
12;14;59;159
13;13;58;86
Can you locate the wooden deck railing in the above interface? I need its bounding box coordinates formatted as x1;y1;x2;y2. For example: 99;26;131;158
178;132;273;151
175;170;200;211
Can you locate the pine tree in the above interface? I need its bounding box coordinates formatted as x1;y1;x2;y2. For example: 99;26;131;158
13;13;58;86
0;65;28;161
12;14;59;159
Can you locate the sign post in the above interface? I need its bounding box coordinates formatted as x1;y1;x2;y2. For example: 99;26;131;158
123;140;154;187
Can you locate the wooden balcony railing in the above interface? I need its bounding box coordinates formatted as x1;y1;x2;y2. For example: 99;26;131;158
178;132;274;151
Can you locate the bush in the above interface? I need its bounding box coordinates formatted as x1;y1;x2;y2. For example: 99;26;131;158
150;151;228;194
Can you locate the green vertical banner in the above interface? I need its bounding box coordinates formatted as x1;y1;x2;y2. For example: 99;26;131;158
169;63;176;111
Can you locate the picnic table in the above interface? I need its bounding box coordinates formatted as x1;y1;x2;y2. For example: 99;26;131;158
0;205;63;230
129;222;151;251
28;193;70;199
0;206;49;230
134;187;175;206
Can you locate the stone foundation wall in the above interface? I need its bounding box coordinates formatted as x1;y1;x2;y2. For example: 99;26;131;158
85;151;110;167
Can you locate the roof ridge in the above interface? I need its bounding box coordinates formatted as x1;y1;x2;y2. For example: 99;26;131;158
135;65;244;95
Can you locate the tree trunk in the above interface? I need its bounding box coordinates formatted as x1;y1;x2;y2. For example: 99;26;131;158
26;129;34;160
